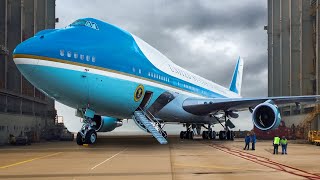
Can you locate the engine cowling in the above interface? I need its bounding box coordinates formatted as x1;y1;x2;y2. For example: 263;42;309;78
252;101;281;131
92;115;123;132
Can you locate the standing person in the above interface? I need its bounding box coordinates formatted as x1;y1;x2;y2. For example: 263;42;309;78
250;131;256;150
244;133;250;150
273;135;280;154
280;136;288;154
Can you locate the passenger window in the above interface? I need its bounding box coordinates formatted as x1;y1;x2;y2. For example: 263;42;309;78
60;50;64;56
74;52;78;59
92;56;96;62
67;51;72;58
86;55;90;61
80;55;84;60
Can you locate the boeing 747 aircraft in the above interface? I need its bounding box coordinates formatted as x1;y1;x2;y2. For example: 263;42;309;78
13;18;320;145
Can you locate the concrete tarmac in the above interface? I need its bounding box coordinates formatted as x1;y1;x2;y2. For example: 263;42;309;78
0;136;319;180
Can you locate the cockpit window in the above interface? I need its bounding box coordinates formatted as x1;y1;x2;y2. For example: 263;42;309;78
70;19;86;26
70;19;99;30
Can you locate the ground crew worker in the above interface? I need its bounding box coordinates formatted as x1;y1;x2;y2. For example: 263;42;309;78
250;131;256;150
280;136;288;155
273;135;280;154
243;133;250;150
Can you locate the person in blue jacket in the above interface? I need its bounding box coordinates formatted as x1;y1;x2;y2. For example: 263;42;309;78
243;133;250;150
250;131;256;150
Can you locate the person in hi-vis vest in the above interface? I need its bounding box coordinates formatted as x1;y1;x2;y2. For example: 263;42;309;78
273;136;280;154
280;136;288;155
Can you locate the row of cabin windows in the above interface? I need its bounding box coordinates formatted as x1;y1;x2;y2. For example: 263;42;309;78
132;67;210;94
147;72;170;82
60;50;96;63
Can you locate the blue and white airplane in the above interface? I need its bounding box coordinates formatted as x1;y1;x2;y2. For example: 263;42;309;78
13;18;320;145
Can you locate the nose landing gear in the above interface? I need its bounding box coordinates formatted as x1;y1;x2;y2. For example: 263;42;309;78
76;108;98;145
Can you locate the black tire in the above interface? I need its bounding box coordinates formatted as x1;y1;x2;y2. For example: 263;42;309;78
185;131;190;139
209;131;216;140
230;131;234;141
85;129;97;144
226;131;234;140
180;131;185;139
219;131;226;140
202;131;208;140
189;131;194;140
76;132;83;145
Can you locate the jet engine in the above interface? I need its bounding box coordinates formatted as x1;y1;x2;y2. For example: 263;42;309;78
252;101;281;131
91;115;123;132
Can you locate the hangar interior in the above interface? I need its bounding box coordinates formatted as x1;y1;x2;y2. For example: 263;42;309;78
0;0;57;145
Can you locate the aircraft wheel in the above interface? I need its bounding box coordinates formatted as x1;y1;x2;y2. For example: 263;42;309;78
227;131;234;140
85;129;97;144
202;131;208;140
209;131;216;140
76;132;83;145
186;131;190;139
219;131;226;140
188;131;194;139
180;131;185;139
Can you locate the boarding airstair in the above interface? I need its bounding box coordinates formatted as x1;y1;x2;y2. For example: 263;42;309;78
133;108;168;145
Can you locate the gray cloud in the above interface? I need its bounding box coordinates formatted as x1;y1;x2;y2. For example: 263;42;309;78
55;0;268;132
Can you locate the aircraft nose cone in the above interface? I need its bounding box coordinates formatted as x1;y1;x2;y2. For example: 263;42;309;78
13;35;45;56
13;38;40;80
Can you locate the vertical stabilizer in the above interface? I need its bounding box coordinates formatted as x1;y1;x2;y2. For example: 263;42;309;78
229;57;244;95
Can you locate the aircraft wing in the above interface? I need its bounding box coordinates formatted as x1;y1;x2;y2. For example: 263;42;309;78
182;95;320;115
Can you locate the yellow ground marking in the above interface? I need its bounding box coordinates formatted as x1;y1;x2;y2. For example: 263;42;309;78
175;163;268;171
0;152;62;169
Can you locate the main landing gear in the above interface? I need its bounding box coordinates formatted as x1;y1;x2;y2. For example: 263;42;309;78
202;125;216;140
179;124;195;140
76;108;98;145
215;111;235;141
202;127;234;141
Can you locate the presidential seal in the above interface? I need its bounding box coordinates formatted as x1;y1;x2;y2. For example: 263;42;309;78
134;84;144;102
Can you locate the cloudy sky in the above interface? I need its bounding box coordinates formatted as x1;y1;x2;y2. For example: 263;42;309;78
55;0;268;134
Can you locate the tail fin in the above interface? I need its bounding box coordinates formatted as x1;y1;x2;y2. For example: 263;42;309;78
229;57;244;95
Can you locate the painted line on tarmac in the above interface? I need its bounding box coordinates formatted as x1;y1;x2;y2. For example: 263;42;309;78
175;163;269;171
91;148;127;170
209;144;320;180
0;152;62;169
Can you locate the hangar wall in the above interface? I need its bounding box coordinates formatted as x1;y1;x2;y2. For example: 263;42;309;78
267;0;320;130
0;0;56;144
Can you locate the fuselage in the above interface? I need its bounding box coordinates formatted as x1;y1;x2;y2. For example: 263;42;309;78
13;18;240;124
